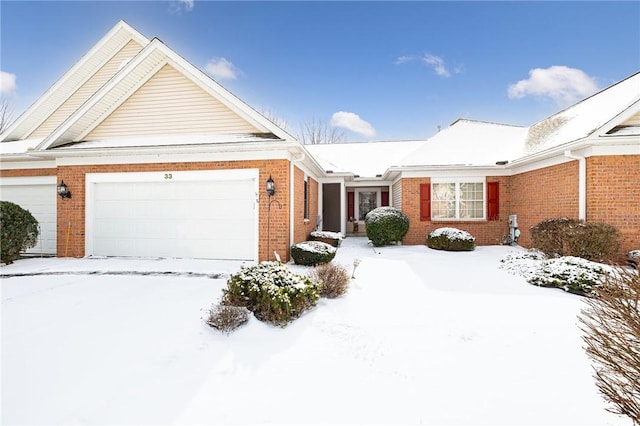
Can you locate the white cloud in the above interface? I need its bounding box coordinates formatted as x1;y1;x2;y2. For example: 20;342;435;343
205;57;240;80
169;0;194;14
0;71;17;96
395;55;415;65
330;111;376;137
422;54;450;78
508;66;599;105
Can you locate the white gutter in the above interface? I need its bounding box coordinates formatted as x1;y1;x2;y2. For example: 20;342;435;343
564;150;586;220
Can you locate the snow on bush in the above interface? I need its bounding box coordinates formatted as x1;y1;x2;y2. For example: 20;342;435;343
222;261;320;327
291;241;337;266
364;206;409;247
427;227;476;251
309;230;343;247
500;249;613;296
628;250;640;269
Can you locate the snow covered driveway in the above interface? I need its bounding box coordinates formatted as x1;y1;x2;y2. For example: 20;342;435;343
1;240;629;425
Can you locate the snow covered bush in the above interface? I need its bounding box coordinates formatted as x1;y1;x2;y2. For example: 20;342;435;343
222;261;320;326
309;262;351;298
531;218;621;262
364;206;409;247
291;241;337;266
628;250;639;269
500;249;612;296
0;201;39;265
427;227;475;251
579;268;640;423
205;303;249;334
309;230;343;247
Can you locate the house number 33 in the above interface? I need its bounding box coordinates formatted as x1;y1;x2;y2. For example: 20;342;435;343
164;173;173;180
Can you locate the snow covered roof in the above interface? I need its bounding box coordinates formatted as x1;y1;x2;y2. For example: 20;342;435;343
306;140;422;178
523;72;640;155
0;139;44;155
398;120;529;168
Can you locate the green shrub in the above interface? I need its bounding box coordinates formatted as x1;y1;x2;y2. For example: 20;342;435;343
291;241;337;266
364;206;409;247
427;227;476;251
309;262;351;298
204;303;250;334
0;201;39;265
309;230;343;247
222;261;320;326
531;218;621;262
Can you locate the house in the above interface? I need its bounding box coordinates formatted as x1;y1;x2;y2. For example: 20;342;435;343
1;21;638;262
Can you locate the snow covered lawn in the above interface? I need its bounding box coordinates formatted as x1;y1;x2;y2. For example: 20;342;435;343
1;239;630;425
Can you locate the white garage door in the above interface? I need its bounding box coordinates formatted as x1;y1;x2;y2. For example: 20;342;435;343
87;170;258;260
0;177;57;255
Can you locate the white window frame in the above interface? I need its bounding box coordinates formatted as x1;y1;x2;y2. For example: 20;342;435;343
431;177;486;221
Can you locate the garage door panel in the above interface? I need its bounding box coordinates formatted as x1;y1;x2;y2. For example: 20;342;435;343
0;183;57;254
90;173;257;260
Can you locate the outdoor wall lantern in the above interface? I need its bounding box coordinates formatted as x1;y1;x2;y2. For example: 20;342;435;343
266;175;276;196
57;180;72;199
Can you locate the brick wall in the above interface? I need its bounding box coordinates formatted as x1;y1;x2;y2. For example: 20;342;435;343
401;176;510;246
293;166;318;248
0;168;57;177
510;161;579;248
55;160;291;261
587;155;640;258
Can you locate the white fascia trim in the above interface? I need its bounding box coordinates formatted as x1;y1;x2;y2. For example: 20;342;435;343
596;98;640;136
431;176;485;184
509;154;575;175
584;143;640;157
0;176;57;185
0;160;57;170
400;169;507;179
345;180;393;187
54;149;291;166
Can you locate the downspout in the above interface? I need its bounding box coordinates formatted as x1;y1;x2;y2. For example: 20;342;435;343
290;152;306;248
564;150;586;220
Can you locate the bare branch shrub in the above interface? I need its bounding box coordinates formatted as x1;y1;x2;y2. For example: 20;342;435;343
205;303;250;334
297;118;345;144
578;268;640;423
310;262;351;298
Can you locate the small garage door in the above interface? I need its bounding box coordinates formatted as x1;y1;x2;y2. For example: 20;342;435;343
87;170;258;260
0;177;57;255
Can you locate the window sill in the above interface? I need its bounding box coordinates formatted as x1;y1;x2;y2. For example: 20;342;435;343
431;219;487;223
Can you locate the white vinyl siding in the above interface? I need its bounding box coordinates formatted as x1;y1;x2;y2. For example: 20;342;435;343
392;180;402;209
29;40;144;139
86;64;260;139
621;111;640;126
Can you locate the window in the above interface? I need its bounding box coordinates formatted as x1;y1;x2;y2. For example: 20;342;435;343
431;180;485;220
358;191;377;220
303;179;309;219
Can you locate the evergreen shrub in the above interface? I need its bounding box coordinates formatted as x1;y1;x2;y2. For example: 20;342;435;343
364;206;409;247
0;201;39;265
291;241;337;266
427;227;475;251
223;261;320;326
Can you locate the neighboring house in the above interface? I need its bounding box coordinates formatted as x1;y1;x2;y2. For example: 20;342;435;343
1;21;638;262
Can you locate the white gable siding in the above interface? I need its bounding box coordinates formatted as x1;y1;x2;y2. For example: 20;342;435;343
29;40;145;139
392;180;402;209
622;110;640;126
85;64;260;139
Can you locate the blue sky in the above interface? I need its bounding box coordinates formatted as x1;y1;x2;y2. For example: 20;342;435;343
1;1;639;141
